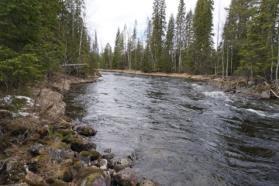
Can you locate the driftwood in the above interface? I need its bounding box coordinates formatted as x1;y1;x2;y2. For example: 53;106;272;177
270;89;279;98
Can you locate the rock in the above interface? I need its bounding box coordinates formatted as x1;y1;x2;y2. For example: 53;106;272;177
75;167;111;186
71;141;96;153
0;109;13;120
26;161;38;173
76;126;97;137
46;178;68;186
261;90;270;99
62;167;74;182
6;160;25;182
139;179;158;186
102;153;115;160
37;88;66;119
113;168;137;186
114;158;133;172
99;159;108;170
80;150;101;161
28;143;44;157
48;149;75;162
25;172;46;186
104;148;112;153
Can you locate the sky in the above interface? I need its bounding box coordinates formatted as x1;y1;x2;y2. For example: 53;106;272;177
85;0;232;50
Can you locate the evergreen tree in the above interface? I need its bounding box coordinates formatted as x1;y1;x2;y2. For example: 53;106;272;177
162;15;175;72
113;29;125;69
150;0;167;71
192;0;214;74
176;0;186;72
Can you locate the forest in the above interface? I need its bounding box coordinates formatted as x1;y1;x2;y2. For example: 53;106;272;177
100;0;279;83
0;0;97;89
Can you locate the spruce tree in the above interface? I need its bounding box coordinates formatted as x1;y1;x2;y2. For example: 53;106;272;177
192;0;214;74
176;0;186;72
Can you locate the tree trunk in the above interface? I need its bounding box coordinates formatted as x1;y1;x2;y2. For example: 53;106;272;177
78;25;83;62
226;43;229;77
230;45;233;75
276;28;279;82
222;45;225;79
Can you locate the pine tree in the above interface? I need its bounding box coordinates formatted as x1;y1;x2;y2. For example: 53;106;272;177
113;29;124;69
192;0;214;74
150;0;166;71
162;15;175;72
176;0;186;72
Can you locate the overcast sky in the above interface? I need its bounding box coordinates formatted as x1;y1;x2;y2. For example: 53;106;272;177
85;0;232;50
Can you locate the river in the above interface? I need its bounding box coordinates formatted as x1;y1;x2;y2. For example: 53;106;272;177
66;72;279;186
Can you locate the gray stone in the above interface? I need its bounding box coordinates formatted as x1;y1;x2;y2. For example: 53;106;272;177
113;168;137;186
113;158;133;172
139;179;158;186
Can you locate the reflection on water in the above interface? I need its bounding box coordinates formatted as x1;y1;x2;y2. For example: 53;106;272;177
66;72;279;186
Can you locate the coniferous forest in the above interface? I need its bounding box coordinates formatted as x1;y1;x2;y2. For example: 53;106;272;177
0;0;96;89
100;0;279;83
1;1;279;185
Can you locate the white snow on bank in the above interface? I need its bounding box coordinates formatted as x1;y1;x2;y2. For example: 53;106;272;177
3;95;34;107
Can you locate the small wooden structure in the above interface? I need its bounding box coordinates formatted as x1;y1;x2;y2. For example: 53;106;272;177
62;64;88;77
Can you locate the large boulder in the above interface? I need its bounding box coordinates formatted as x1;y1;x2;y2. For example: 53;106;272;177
36;88;66;119
75;167;111;186
113;168;137;186
76;126;97;137
80;150;101;162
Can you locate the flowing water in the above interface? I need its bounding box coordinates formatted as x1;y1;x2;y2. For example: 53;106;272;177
66;72;279;186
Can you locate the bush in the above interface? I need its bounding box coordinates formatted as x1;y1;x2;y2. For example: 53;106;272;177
0;53;43;88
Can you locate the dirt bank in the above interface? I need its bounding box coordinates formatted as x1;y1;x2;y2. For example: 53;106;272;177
0;73;157;186
100;69;279;99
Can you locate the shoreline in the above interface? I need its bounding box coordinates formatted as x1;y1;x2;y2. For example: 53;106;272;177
0;73;156;185
100;69;277;99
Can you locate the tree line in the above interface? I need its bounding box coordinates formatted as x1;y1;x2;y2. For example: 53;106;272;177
100;0;279;82
0;0;96;89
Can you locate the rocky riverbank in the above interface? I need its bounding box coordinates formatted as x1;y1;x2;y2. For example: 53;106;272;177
0;73;157;186
100;69;279;99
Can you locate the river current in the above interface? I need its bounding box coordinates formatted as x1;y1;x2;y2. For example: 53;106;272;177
66;72;279;186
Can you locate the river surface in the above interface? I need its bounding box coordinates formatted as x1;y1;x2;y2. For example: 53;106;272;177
66;72;279;186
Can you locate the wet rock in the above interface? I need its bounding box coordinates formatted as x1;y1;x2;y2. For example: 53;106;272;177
0;110;13;120
104;148;112;153
139;179;158;186
114;158;133;172
76;126;97;137
80;150;101;161
102;153;115;160
99;159;108;170
113;168;137;186
71;141;96;153
25;172;45;185
28;143;44;157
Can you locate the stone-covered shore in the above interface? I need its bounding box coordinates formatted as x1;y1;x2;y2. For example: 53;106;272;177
0;73;157;186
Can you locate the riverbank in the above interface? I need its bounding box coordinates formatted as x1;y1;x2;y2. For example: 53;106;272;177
100;69;279;99
0;73;157;185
